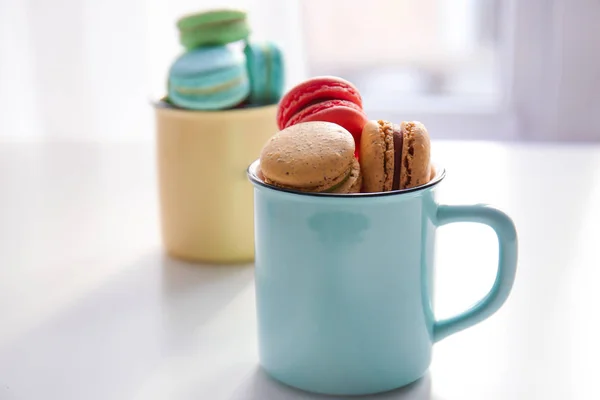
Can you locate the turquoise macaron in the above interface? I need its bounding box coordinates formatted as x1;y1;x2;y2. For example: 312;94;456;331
244;41;285;105
168;46;250;110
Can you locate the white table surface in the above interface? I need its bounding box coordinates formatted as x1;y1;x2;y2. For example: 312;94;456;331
1;140;599;400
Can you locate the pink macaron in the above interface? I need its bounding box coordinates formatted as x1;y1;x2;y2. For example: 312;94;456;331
276;76;368;148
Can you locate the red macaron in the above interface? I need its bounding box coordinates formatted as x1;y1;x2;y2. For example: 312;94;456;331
277;76;368;148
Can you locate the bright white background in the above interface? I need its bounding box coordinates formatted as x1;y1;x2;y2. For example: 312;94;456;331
0;0;599;142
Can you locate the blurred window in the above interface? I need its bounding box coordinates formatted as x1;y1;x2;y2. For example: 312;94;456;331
301;0;600;141
301;0;502;112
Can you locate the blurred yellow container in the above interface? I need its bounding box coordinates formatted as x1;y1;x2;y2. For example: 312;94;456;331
154;103;277;264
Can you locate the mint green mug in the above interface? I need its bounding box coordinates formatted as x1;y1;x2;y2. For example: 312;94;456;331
247;161;518;396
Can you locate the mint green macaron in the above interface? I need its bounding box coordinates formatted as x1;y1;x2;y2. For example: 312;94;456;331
177;9;250;50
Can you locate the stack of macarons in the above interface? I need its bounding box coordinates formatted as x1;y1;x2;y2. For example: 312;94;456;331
276;76;368;150
165;9;285;110
259;76;435;194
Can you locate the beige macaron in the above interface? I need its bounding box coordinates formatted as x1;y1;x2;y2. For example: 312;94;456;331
360;120;432;193
260;121;361;193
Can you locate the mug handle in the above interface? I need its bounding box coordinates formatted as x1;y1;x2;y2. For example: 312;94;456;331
433;204;518;342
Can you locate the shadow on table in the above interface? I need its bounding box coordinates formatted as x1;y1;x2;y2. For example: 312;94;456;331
230;367;432;400
0;251;255;400
159;253;255;345
160;254;253;296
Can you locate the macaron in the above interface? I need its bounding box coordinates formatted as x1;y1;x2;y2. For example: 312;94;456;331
360;120;432;192
167;46;249;110
177;9;250;49
276;76;368;147
260;121;362;193
244;41;285;105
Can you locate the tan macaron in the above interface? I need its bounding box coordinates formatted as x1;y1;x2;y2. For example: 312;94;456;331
360;120;432;193
260;121;361;193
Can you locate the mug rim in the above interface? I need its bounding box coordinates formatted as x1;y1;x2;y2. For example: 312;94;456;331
247;159;446;198
150;98;278;115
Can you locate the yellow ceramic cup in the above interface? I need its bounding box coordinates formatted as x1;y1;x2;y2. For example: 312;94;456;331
155;103;277;263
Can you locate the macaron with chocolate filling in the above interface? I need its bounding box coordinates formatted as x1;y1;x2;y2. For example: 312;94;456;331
360;120;432;193
260;121;361;193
